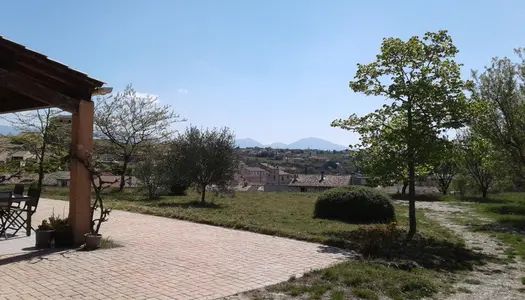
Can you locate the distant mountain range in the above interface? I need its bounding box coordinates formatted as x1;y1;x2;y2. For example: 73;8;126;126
0;125;19;135
1;125;347;151
235;137;348;151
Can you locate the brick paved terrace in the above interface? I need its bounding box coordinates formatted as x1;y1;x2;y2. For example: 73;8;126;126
0;198;349;300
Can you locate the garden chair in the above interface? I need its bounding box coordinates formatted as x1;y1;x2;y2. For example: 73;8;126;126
11;184;25;208
13;184;24;196
0;191;13;237
3;187;40;236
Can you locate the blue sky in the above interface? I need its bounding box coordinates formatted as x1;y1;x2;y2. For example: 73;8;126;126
1;0;524;146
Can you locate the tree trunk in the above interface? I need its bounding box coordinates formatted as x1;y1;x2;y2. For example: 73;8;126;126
119;158;129;191
407;162;417;240
482;188;488;198
402;181;408;195
201;185;206;203
37;132;48;191
406;100;417;241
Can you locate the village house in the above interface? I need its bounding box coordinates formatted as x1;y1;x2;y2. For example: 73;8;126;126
288;172;354;192
237;162;268;185
259;162;292;185
0;150;36;167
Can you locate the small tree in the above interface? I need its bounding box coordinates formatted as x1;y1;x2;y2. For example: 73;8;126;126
430;141;459;195
332;31;472;239
94;85;185;191
457;131;497;198
3;109;68;190
170;126;237;203
134;145;169;200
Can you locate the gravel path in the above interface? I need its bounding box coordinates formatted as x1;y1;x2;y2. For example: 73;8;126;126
395;200;525;300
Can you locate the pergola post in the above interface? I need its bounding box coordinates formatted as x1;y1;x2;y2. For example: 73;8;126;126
69;100;95;245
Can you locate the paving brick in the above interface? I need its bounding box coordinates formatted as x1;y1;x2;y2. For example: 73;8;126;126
0;198;349;299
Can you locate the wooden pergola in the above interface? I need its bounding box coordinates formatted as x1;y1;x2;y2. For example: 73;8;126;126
0;36;107;245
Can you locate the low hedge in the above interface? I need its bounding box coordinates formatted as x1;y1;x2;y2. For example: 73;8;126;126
314;186;396;224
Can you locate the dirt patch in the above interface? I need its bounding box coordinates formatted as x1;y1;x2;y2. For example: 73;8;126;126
395;200;525;300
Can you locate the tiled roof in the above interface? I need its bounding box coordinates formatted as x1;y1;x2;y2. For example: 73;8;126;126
245;167;266;172
289;174;351;187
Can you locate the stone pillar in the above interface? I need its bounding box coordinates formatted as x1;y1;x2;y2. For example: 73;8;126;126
69;100;94;245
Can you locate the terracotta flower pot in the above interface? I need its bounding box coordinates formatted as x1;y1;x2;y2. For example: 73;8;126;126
35;230;54;248
85;233;102;250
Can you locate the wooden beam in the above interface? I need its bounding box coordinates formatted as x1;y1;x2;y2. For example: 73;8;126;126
0;68;79;113
0;98;52;114
69;100;94;245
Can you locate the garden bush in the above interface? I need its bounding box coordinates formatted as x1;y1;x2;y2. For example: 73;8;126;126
313;186;396;223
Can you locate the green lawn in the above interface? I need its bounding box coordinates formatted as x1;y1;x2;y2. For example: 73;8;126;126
33;187;491;299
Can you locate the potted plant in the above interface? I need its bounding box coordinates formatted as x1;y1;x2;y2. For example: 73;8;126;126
35;219;54;248
83;151;113;250
48;215;73;248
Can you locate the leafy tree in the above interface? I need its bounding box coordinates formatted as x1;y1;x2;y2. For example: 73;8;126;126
94;84;185;191
169;126;237;203
332;31;472;239
457;131;498;198
471;50;525;179
4;109;69;190
430;141;459;195
134;144;170;200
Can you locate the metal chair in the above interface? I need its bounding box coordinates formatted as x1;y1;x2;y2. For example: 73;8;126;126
11;184;25;208
0;192;13;237
13;184;24;196
5;187;41;236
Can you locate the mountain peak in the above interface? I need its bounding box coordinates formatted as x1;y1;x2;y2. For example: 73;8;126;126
235;137;347;150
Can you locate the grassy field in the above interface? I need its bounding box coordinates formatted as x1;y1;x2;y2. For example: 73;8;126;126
30;186;491;299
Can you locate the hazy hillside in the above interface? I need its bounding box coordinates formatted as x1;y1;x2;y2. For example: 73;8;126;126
235;137;347;150
235;138;264;148
0;125;18;135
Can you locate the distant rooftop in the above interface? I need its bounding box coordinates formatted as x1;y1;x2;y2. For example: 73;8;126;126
289;174;351;188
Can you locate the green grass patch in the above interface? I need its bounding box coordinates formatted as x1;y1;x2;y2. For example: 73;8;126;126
269;261;455;300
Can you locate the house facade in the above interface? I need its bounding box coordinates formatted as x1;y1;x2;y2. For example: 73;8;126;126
288;172;354;192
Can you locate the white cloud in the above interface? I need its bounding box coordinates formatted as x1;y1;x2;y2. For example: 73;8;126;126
177;88;189;94
135;92;159;103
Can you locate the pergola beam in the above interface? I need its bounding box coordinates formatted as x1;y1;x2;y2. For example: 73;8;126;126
0;68;79;113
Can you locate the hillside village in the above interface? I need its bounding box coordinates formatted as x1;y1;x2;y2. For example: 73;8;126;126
1;126;369;192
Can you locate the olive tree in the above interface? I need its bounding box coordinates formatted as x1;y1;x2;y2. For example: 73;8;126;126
134;144;169;200
332;31;472;239
3;109;68;189
94;85;185;191
471;50;525;180
170;126;237;203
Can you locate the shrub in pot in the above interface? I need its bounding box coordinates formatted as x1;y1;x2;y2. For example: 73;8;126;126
35;219;54;248
48;215;74;248
313;186;396;224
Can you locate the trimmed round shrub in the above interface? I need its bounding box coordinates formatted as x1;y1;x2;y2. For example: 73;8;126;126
313;186;396;223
